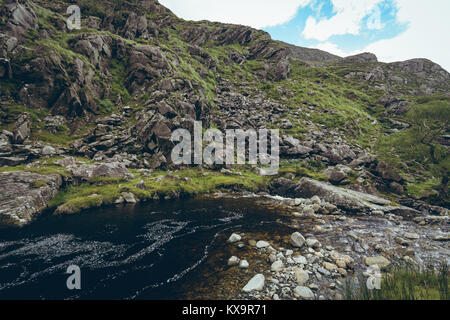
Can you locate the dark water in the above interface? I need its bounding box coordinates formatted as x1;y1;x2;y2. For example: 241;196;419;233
0;196;291;300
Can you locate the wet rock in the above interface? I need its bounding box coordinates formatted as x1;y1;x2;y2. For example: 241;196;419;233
228;256;240;266
242;274;265;292
228;233;242;243
256;240;270;248
290;177;418;216
239;260;249;269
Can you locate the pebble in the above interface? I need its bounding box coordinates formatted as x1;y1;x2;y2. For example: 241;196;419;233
256;240;270;248
271;260;284;272
290;232;306;248
294;286;315;299
293;255;307;264
228;233;242;243
242;274;265;292
239;260;249;269
311;196;321;204
294;268;309;285
365;256;391;270
228;256;240;266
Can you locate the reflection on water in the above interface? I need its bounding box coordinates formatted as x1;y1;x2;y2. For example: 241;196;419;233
0;197;291;300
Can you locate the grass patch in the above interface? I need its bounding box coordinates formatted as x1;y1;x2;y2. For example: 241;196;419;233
343;263;449;300
30;180;48;188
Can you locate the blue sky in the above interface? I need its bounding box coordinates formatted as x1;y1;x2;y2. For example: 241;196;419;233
263;0;408;53
160;0;450;71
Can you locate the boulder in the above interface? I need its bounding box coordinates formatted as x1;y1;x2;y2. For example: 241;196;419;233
284;177;418;216
68;162;135;184
0;171;62;227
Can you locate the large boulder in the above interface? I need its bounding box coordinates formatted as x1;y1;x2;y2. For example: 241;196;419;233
0;171;62;227
68;162;135;185
272;177;419;216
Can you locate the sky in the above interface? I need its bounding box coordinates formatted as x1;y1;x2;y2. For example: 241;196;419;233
159;0;450;72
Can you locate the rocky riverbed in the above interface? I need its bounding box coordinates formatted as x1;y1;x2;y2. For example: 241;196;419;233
186;193;449;300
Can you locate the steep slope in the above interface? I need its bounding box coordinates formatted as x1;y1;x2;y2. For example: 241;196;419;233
0;0;449;226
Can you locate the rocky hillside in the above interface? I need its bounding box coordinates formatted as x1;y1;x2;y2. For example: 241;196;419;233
0;0;449;226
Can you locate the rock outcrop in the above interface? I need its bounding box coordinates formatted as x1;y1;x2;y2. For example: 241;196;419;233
271;177;419;216
0;171;62;227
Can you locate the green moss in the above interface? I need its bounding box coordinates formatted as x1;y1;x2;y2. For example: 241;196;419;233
30;180;48;188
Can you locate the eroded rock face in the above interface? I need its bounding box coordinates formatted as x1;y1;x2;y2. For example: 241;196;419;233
3;0;38;40
0;171;62;227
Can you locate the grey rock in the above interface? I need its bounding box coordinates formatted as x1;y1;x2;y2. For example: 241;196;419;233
0;171;62;227
242;274;265;292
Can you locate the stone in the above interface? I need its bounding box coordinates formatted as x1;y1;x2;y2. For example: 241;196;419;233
404;232;420;240
323;169;347;184
0;171;62;227
290;232;306;248
256;240;270;248
395;237;410;246
228;256;240;266
323;262;338;272
228;233;242;243
294;268;309;285
365;256;391;270
306;238;321;248
293;255;307;264
288;178;418;216
239;260;249;269
432;233;450;242
41;145;56;155
311;195;321;204
294;286;314;299
271;260;284;272
317;267;331;276
242;274;265;292
121;192;137;204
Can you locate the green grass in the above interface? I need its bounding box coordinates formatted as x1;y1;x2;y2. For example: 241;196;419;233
47;168;269;214
343;263;449;300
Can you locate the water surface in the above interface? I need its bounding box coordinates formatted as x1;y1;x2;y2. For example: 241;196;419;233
0;196;292;299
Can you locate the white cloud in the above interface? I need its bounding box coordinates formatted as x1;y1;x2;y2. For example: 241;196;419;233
366;6;385;30
311;42;350;57
302;0;383;41
159;0;312;29
362;0;450;71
